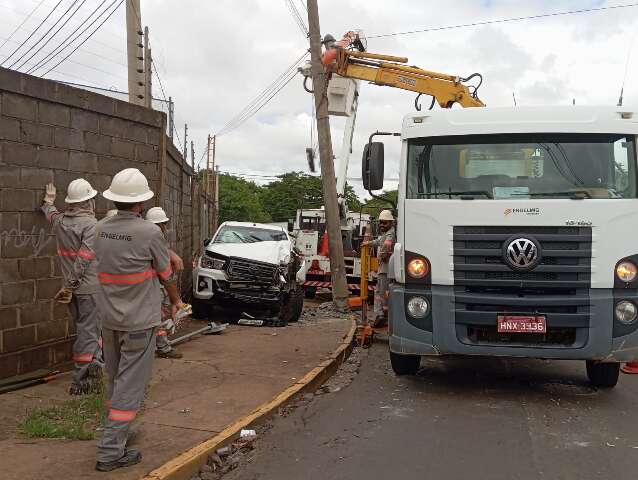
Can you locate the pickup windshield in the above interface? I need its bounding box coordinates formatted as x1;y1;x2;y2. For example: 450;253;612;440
213;226;287;244
406;133;637;199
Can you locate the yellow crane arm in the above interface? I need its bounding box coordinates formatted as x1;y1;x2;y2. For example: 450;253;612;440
330;49;485;109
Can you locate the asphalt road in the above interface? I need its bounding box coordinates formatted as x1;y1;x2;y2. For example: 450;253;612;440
226;343;638;480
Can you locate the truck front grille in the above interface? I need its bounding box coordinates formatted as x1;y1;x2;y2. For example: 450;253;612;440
453;226;592;348
226;258;278;284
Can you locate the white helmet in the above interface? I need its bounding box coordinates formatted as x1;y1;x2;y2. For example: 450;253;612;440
105;209;118;218
103;168;154;203
65;178;98;203
145;206;169;224
379;210;394;221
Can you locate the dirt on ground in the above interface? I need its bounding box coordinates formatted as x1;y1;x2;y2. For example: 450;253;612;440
0;302;351;480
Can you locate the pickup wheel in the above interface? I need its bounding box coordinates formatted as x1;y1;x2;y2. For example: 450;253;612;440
279;288;304;323
390;351;420;376
191;299;210;320
586;361;620;388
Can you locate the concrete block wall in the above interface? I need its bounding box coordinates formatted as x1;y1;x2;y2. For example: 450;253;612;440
0;68;210;379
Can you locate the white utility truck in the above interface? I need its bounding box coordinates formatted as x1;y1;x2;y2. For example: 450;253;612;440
362;106;638;388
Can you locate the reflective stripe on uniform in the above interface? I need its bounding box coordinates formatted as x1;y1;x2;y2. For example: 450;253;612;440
156;329;168;337
98;269;157;285
47;211;61;222
58;248;95;260
108;408;137;422
73;352;94;363
157;263;173;281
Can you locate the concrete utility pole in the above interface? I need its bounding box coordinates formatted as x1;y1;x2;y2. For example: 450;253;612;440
168;97;174;139
143;26;152;108
183;124;188;161
307;0;349;309
126;0;144;105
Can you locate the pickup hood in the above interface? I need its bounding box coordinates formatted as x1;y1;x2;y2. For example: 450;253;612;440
205;240;292;265
402;199;638;289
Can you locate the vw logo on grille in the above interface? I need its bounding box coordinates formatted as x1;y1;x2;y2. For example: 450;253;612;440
504;237;540;270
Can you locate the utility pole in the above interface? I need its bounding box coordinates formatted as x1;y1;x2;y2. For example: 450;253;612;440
143;26;152;108
205;134;211;238
213;164;220;233
307;0;349;309
210;135;217;233
168;97;174;140
126;0;144;105
183;124;188;161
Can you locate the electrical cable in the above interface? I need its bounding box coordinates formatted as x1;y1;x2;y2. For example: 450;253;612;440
9;0;82;70
217;50;308;135
285;0;308;38
41;0;123;76
27;0;110;74
367;3;638;39
0;0;62;67
216;51;309;136
618;22;638;106
18;0;88;72
0;0;46;55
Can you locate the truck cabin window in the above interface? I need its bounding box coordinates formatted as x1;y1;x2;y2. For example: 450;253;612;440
406;133;637;199
213;226;288;244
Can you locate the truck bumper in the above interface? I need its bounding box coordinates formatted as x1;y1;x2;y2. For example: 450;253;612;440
388;284;638;362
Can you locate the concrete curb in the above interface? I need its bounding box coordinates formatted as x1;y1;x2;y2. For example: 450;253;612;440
142;318;357;480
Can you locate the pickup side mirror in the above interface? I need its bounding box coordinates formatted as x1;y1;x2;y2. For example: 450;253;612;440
287;219;294;233
362;142;385;191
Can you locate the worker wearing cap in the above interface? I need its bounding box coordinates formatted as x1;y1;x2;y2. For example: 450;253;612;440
145;207;184;360
94;168;182;472
362;210;396;326
40;179;103;395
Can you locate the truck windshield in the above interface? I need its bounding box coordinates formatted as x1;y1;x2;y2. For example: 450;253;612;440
214;226;288;244
406;133;637;199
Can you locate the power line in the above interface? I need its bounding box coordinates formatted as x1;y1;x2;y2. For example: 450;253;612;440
368;3;638;38
0;0;46;54
41;0;123;76
216;50;309;136
26;0;110;74
9;0;82;70
0;0;63;67
284;0;308;38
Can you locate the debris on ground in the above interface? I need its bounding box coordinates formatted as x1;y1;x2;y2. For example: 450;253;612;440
317;347;362;394
300;301;353;322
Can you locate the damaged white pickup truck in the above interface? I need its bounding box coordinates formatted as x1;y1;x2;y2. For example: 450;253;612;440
192;222;306;325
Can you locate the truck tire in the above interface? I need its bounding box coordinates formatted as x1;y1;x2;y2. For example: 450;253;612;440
304;287;317;299
390;351;420;376
191;298;210;320
279;288;304;323
586;361;620;388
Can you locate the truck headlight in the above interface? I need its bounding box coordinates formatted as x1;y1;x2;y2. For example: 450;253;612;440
201;256;226;270
407;258;429;279
616;261;637;283
407;296;429;318
615;301;638;324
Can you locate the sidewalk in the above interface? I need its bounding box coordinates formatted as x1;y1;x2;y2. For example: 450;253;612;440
0;314;352;480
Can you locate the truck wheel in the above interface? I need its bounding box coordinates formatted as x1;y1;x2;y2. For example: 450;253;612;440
191;299;210;320
304;287;317;299
390;351;420;376
279;288;305;323
586;361;620;388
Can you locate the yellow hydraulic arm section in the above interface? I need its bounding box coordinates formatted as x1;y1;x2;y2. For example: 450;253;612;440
322;32;485;109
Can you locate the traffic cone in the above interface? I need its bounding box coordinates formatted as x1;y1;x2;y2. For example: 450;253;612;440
621;361;638;374
318;232;329;257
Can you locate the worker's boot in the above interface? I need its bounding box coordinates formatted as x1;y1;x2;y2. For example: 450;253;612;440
156;349;183;359
95;449;142;472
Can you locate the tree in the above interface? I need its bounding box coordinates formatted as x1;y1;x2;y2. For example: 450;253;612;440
362;190;398;219
217;174;271;224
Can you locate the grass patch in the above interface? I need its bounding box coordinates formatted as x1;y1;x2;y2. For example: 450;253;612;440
19;388;105;441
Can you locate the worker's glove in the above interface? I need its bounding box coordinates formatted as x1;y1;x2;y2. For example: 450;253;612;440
43;183;57;205
54;287;73;304
164;318;176;335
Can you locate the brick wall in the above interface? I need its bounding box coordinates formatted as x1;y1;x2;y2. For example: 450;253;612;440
0;68;212;380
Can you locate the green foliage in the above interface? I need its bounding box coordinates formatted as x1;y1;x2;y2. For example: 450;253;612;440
205;171;363;226
217;174;271;224
19;388;104;440
362;190;398;218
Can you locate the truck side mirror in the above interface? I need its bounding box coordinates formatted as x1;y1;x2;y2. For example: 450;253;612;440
362;142;385;191
287;219;294;233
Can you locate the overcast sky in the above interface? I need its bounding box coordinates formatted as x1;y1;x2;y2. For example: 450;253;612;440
1;0;638;197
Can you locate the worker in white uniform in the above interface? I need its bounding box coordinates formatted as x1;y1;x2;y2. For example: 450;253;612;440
94;168;182;472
